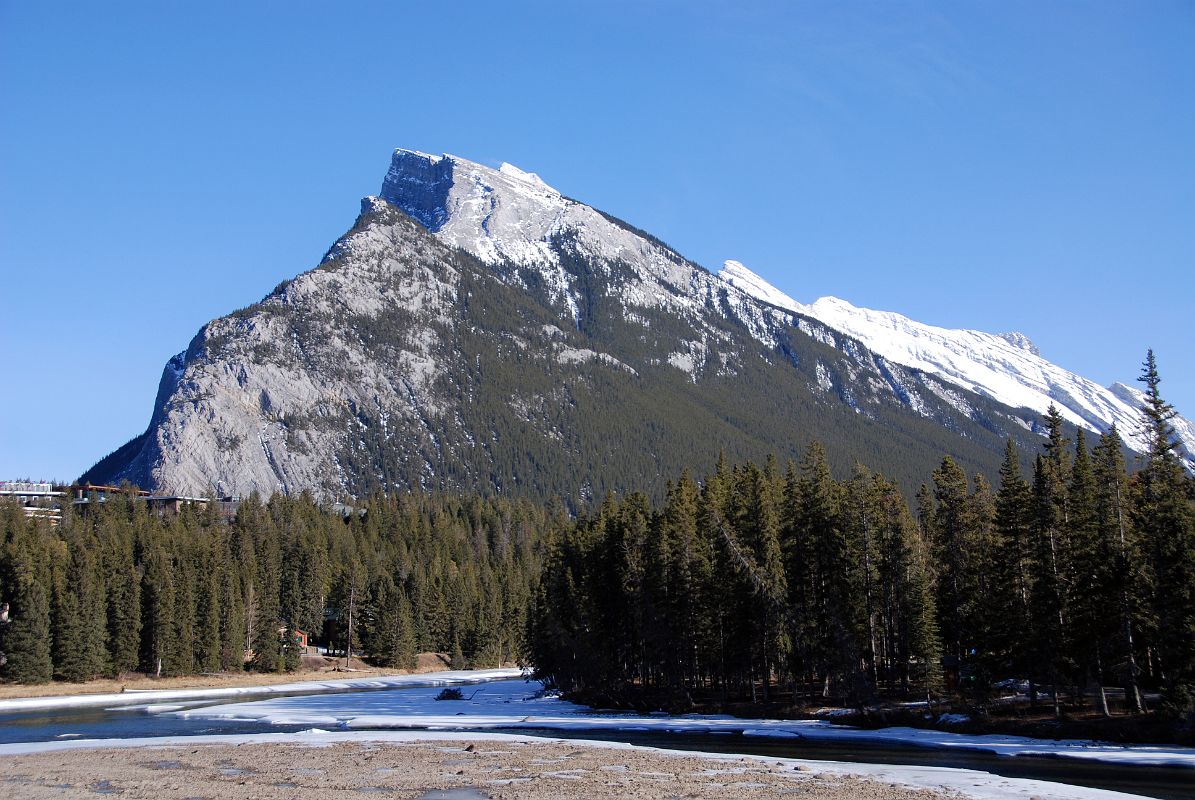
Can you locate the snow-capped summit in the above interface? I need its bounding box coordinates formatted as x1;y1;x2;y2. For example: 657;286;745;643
381;148;567;264
718;260;1194;462
378;148;722;326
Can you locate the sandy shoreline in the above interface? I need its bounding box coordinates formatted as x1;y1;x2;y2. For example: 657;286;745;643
1;738;951;800
0;654;459;701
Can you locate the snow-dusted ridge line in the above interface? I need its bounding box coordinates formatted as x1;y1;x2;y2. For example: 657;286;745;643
0;668;524;713
719;259;1195;463
0;730;1157;800
381;147;1193;465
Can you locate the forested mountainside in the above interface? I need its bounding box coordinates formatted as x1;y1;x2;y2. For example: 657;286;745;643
83;150;1065;504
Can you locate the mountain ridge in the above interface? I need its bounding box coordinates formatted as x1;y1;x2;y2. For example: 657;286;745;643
82;148;1113;501
719;259;1194;467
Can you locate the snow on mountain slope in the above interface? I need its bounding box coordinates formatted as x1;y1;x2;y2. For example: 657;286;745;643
379;148;718;327
720;260;1195;462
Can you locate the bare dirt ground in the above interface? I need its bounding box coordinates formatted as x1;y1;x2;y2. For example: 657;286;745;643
0;652;460;701
0;739;954;799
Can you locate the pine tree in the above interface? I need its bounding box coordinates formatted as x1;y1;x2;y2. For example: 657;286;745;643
1138;349;1181;465
699;457;740;698
929;457;971;665
1092;426;1148;713
249;522;283;672
140;547;176;676
843;466;882;696
1067;430;1108;711
901;501;942;703
1134;350;1195;703
796;443;859;703
54;540;108;682
3;569;53;684
781;461;814;694
103;539;142;676
451;635;467;670
168;543;197;676
661;470;709;690
393;588;418;671
993;440;1033;685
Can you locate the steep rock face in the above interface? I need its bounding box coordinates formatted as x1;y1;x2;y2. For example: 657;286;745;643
720;260;1195;466
85;149;1069;501
93;201;466;497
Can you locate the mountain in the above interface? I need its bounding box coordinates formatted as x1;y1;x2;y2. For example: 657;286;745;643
84;149;1079;502
720;260;1195;468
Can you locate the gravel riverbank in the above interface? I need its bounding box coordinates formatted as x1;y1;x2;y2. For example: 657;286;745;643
1;738;954;800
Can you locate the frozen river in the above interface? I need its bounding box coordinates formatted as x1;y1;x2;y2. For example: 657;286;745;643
1;672;1192;800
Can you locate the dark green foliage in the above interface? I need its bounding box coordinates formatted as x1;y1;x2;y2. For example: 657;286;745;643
4;575;53;684
450;636;467;670
992;440;1033;683
532;376;1195;715
531;446;944;707
1092;426;1149;712
1;490;544;685
53;538;108;682
362;576;417;670
1134;351;1195;699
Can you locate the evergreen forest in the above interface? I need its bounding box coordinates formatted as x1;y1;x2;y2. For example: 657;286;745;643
530;353;1195;717
0;491;546;683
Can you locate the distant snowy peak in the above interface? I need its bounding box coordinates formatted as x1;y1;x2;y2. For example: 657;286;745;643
998;331;1041;357
718;260;1194;462
377;148;728;328
381;148;569;266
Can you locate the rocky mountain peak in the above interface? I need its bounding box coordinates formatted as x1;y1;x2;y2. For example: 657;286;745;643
998;331;1040;356
379;148;569;267
380;148;456;231
84;146;1193;500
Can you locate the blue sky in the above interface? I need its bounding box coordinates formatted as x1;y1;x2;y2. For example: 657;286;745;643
2;1;1192;481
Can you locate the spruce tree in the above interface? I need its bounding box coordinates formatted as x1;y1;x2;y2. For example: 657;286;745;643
662;471;708;689
1092;426;1148;713
249;523;283;672
105;554;142;675
796;443;856;702
451;635;467;670
54;541;108;682
140;547;176;676
1134;350;1195;703
394;588;419;671
929;457;971;665
1067;430;1107;711
993;440;1033;685
3;570;53;684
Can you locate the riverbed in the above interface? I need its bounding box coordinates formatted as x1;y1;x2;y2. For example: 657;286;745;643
1;673;1190;799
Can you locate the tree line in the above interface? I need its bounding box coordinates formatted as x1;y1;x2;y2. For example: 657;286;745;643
0;491;547;683
530;352;1195;715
